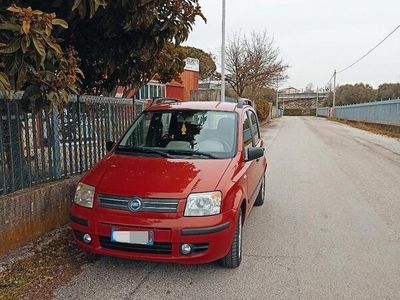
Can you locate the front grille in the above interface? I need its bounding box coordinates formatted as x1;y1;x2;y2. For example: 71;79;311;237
97;194;179;213
98;194;179;213
99;236;172;255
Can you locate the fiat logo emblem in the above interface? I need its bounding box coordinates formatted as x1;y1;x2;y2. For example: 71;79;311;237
128;198;142;212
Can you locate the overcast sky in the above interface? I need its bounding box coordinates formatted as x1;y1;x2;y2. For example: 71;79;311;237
185;0;400;90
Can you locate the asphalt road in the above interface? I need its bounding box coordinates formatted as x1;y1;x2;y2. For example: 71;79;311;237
55;117;400;300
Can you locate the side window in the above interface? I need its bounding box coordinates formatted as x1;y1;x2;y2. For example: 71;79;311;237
160;113;171;136
249;110;260;145
243;112;252;151
146;112;171;146
121;113;151;147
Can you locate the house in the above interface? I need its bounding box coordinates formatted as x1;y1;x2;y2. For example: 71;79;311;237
115;58;199;101
280;87;301;94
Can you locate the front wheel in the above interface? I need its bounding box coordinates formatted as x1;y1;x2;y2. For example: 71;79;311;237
254;174;265;206
220;210;242;268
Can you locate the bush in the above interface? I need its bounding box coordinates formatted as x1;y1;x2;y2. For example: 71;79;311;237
254;100;271;122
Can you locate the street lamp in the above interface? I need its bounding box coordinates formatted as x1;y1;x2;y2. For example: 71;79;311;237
221;0;226;102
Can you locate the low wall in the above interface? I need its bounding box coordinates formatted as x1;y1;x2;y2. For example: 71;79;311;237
0;176;80;256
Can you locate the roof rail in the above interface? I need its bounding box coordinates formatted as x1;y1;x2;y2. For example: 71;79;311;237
236;98;253;108
150;97;180;106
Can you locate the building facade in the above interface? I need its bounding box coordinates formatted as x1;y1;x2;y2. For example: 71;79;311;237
165;58;199;101
115;58;200;101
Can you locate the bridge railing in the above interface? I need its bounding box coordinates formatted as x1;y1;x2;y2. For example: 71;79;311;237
317;99;400;125
278;92;329;100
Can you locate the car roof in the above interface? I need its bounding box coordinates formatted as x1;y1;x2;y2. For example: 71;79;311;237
145;101;249;112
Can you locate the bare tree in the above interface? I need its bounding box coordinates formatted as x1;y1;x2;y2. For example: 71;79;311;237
305;83;315;92
225;31;288;97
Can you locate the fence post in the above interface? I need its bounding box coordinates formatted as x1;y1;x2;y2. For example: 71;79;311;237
107;102;112;141
77;96;84;173
51;104;62;179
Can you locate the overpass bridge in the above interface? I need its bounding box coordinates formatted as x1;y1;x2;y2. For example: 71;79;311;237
277;92;330;115
278;92;329;101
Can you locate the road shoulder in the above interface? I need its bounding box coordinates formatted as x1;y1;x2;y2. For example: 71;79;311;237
0;226;97;300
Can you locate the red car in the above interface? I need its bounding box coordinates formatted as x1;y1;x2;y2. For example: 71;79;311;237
71;100;267;268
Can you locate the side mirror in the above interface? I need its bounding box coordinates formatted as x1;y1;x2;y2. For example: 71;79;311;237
246;147;264;162
106;141;115;152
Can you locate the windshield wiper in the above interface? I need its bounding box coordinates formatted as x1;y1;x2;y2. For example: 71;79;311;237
165;149;218;159
115;146;173;158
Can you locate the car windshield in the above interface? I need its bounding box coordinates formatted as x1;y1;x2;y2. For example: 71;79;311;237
117;110;238;159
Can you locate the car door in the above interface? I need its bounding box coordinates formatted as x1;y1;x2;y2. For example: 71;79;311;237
242;109;259;207
248;109;265;199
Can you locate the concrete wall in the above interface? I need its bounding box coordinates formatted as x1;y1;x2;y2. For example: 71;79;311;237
283;99;316;110
0;176;80;256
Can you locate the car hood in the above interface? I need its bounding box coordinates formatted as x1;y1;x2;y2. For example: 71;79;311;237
82;153;232;199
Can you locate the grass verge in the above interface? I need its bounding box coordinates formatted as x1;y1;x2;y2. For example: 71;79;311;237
329;118;400;139
0;227;97;300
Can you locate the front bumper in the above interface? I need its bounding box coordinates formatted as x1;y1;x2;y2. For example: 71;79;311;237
70;204;237;264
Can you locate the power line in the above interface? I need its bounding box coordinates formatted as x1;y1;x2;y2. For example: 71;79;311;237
319;71;335;105
320;24;400;108
337;23;400;74
321;23;400;105
325;72;335;89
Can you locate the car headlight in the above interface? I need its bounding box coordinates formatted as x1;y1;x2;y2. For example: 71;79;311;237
184;191;222;216
74;183;95;208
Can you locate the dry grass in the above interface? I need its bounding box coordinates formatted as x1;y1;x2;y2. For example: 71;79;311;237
0;227;97;300
329;118;400;139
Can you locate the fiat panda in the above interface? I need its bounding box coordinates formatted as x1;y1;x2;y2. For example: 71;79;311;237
71;99;267;268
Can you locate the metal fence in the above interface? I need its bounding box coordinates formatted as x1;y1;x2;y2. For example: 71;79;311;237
317;107;331;117
317;99;400;125
0;95;146;196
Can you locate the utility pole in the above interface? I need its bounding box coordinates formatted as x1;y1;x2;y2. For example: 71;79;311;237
220;0;226;102
332;70;337;117
316;86;319;117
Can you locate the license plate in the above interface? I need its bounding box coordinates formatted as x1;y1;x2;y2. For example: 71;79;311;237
111;228;154;245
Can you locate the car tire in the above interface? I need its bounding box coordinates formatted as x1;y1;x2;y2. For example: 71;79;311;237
220;210;242;268
254;174;265;207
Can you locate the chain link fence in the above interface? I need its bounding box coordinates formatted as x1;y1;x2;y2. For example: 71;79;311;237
0;95;146;196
